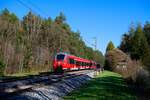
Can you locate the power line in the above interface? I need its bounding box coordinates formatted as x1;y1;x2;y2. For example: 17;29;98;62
83;37;98;59
17;0;49;18
17;0;31;10
27;0;49;17
83;37;97;49
84;38;95;47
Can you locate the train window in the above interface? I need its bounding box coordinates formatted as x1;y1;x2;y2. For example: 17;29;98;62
76;61;79;66
71;59;74;64
79;61;82;66
82;62;84;66
83;62;85;66
67;58;70;63
90;63;92;66
75;61;77;66
80;62;82;66
76;61;80;66
56;54;65;61
68;58;74;64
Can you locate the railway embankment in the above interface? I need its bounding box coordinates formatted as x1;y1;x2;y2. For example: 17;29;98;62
1;70;99;100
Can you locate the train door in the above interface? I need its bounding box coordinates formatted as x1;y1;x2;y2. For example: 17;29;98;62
67;57;75;70
70;58;75;70
75;60;79;70
67;58;71;70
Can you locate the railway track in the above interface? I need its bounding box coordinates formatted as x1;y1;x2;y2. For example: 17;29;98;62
0;70;93;100
0;72;55;84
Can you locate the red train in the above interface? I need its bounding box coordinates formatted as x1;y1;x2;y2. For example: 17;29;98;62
53;52;97;72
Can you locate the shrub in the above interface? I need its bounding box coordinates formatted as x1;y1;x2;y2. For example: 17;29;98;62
135;67;150;89
105;49;138;79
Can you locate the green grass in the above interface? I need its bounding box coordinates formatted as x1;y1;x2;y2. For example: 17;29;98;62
11;72;40;77
0;71;51;80
62;71;136;100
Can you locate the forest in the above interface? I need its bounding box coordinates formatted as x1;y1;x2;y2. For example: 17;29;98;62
119;22;150;72
0;8;104;75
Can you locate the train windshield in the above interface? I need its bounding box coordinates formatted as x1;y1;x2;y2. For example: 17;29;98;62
56;54;65;61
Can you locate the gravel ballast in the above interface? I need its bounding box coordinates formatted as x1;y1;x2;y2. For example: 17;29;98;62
6;70;100;100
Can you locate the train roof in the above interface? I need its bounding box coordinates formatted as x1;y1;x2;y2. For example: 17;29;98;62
56;52;89;61
56;52;99;64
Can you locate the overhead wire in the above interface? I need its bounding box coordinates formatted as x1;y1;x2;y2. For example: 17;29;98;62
16;0;38;15
27;0;49;17
83;38;95;47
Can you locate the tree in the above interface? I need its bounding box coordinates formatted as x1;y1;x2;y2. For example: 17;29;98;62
54;12;66;24
95;50;104;65
2;8;9;16
59;12;66;23
143;21;150;71
0;52;5;76
10;13;18;22
143;21;150;47
131;24;149;60
118;23;136;53
106;41;115;52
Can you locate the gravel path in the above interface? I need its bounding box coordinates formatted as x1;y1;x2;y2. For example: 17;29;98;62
5;70;99;100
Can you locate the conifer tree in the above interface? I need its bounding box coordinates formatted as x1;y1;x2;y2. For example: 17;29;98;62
143;21;150;47
2;8;9;16
131;24;149;60
54;12;66;24
106;41;115;52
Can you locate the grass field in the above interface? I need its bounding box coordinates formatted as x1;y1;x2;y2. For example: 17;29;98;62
62;71;136;100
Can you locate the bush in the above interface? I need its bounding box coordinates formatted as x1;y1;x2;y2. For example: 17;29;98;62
135;67;150;89
105;49;138;79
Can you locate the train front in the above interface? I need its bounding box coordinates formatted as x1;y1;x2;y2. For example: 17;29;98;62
53;53;66;72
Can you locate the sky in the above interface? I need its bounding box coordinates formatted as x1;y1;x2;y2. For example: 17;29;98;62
0;0;150;54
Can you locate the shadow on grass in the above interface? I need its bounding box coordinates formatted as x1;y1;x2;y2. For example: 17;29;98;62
63;75;136;100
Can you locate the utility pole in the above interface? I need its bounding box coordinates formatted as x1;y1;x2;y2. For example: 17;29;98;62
84;37;98;54
93;37;97;60
93;37;98;75
84;37;98;61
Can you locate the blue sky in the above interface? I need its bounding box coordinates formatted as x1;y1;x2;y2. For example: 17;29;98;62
0;0;150;54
